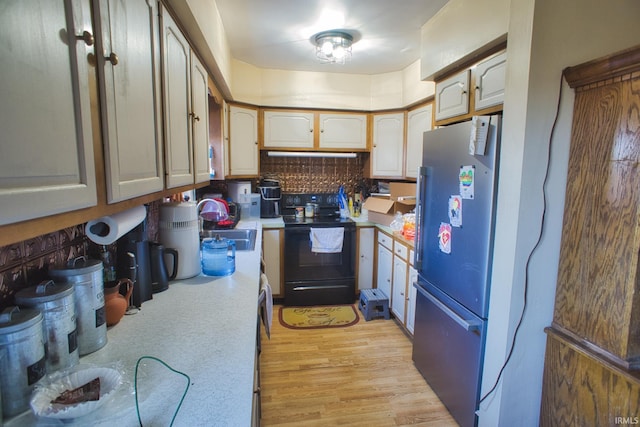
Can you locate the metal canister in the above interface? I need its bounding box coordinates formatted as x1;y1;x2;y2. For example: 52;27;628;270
0;306;46;418
15;280;78;372
49;256;107;356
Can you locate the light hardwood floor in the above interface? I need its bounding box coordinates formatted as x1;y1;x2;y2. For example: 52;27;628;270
260;304;458;426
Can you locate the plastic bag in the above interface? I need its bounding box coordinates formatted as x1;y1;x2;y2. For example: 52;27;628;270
30;362;132;421
389;212;404;232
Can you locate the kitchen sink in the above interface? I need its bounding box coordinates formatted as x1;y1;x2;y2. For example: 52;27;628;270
200;229;257;251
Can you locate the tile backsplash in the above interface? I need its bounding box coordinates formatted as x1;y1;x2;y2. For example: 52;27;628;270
0;201;162;311
259;151;370;194
0;225;88;310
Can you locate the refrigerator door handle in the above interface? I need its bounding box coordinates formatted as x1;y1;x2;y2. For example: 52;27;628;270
415;166;427;270
413;282;482;332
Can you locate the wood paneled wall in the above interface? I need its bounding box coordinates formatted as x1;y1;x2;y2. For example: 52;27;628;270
541;44;640;425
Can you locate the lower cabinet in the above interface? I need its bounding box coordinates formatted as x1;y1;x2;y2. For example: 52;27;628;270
262;229;283;297
376;231;393;301
391;240;409;324
391;254;407;323
407;264;418;334
357;227;375;293
372;228;417;335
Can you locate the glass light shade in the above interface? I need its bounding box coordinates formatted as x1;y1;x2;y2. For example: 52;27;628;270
313;31;353;64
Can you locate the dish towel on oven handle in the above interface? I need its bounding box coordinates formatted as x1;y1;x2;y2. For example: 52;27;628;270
259;273;272;339
309;227;345;253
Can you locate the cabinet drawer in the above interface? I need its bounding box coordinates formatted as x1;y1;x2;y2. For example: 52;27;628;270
394;242;408;261
378;232;393;250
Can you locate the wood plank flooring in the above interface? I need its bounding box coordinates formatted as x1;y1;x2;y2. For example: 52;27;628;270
260;305;458;426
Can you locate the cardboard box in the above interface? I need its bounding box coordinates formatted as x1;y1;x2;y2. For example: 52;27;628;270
363;182;416;226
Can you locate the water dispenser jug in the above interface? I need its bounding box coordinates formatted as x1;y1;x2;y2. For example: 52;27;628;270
201;236;236;276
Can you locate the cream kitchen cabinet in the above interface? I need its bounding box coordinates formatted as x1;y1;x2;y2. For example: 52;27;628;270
94;0;164;203
229;105;259;176
222;101;230;177
318;113;367;150
161;8;194;188
406;249;417;334
376;230;394;302
473;51;507;111
371;112;405;178
434;70;470;121
405;103;433;179
391;240;409;323
191;52;211;184
263;111;314;149
262;229;283;296
0;0;97;225
357;227;375;292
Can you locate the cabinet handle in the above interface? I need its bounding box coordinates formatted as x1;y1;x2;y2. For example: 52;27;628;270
76;30;94;46
310;129;313;133
462;90;467;94
106;52;119;65
189;112;200;122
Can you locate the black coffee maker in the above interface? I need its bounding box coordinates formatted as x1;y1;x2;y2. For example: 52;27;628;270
258;178;281;218
116;222;153;308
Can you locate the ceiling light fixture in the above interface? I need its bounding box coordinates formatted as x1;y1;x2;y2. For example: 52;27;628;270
313;30;353;64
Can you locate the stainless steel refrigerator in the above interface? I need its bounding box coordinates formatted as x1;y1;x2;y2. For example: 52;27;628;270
413;115;501;427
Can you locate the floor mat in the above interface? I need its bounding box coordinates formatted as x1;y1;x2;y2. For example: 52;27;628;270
279;305;360;329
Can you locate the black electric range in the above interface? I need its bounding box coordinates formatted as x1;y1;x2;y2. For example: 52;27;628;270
280;193;356;306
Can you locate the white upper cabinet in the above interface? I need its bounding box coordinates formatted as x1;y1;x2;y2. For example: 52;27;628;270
473;52;507;111
222;101;230;177
161;8;194;188
318;114;367;150
371;112;404;178
95;0;164;203
435;69;470;121
229;105;259;176
263;111;314;148
0;0;97;225
191;52;211;184
405;103;433;179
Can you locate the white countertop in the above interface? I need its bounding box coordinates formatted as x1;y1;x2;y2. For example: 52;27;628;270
8;222;263;427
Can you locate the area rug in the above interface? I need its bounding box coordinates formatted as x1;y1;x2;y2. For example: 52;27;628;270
279;305;360;329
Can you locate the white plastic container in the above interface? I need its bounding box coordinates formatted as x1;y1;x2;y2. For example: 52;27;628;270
158;202;201;280
228;181;252;203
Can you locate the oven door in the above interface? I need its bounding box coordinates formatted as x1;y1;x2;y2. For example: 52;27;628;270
284;224;356;305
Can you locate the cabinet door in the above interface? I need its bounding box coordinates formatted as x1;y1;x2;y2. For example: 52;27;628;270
0;0;97;225
161;9;194;188
318;114;367;149
392;255;407;323
435;70;470;121
96;0;164;203
376;243;393;302
473;52;507;111
263;111;314;148
357;227;375;292
407;266;418;334
262;229;282;296
229;105;259;176
222;101;230;177
405;104;433;179
191;52;211;184
372;113;404;177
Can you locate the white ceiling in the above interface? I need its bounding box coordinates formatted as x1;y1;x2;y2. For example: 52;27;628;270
215;0;449;75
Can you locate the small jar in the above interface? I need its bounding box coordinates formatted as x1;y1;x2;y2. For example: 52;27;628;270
305;203;315;218
295;207;304;218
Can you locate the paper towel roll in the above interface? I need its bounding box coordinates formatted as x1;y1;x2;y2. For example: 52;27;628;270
86;205;147;245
